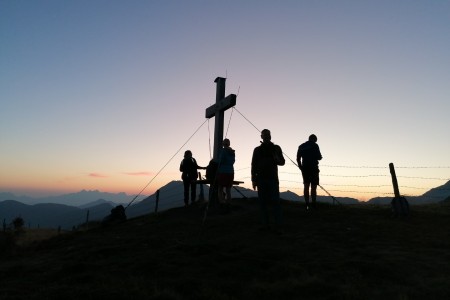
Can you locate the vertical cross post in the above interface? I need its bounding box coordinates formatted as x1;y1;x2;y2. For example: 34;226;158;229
214;78;225;161
205;77;237;162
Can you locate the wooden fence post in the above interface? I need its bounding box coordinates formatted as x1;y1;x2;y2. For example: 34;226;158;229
154;190;160;213
389;162;410;217
389;162;401;197
85;210;90;229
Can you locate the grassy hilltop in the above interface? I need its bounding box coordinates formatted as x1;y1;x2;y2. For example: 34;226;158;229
1;199;449;300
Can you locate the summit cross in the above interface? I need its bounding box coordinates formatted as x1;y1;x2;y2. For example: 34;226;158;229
205;77;237;162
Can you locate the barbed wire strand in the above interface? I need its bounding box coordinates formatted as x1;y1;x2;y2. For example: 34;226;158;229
128;106;449;211
321;165;450;169
148;176;447;208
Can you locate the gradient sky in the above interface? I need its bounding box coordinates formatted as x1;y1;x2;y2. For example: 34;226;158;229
1;0;449;202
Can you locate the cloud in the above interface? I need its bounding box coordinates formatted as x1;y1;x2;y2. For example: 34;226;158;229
123;172;153;177
88;173;109;178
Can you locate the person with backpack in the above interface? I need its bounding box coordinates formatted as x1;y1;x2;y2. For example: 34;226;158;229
180;150;206;206
297;134;322;210
217;138;235;212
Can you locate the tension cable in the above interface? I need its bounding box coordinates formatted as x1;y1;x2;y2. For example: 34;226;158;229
126;119;209;209
234;106;339;204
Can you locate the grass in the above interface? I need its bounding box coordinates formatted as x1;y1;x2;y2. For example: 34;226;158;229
0;199;449;299
12;228;62;247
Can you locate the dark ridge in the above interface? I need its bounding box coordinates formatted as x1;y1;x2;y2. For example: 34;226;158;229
1;198;449;299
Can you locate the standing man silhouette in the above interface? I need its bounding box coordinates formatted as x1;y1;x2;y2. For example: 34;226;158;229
297;134;322;209
251;129;285;231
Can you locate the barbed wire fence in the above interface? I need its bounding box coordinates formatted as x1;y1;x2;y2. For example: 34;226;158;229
12;161;449;229
123;106;450;212
232;163;450;201
280;163;449;201
139;163;449;215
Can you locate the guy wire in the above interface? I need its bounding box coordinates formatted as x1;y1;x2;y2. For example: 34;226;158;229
233;107;260;132
126;119;209;209
207;119;212;159
225;107;234;138
234;106;339;203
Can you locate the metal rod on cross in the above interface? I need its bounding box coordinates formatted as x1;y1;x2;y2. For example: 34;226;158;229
205;77;237;162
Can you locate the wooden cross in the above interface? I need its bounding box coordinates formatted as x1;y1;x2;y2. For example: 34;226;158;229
205;77;237;162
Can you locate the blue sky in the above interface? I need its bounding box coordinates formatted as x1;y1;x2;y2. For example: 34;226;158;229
1;0;449;201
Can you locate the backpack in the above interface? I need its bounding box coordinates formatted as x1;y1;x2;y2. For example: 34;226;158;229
206;160;218;181
181;158;198;181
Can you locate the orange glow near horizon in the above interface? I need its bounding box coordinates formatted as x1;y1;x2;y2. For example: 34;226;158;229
1;2;449;202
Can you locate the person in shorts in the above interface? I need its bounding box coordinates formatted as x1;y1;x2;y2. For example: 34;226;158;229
217;138;235;211
297;134;322;209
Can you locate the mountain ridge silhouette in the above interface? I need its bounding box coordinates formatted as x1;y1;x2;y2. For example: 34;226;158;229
1;180;448;229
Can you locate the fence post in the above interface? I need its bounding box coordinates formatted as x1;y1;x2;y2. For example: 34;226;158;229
389;162;410;217
154;190;160;213
85;210;90;229
389;162;401;197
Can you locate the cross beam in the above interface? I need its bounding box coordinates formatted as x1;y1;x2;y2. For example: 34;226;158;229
205;77;237;161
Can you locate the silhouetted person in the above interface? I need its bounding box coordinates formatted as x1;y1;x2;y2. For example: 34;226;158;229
251;129;285;231
206;159;218;182
180;150;206;206
217;138;235;212
297;134;322;209
205;159;219;206
102;205;127;225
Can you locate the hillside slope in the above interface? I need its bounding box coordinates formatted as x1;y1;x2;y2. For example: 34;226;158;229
1;199;449;299
0;200;114;229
